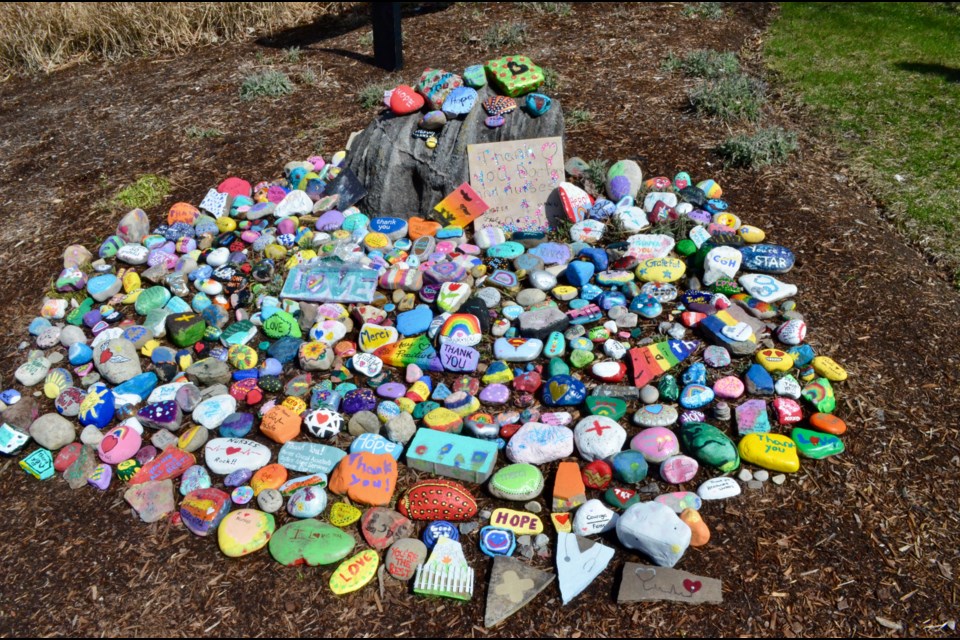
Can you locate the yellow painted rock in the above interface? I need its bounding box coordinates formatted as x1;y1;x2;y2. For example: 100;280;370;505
216;217;237;233
713;212;741;230
636;257;686;283
140;339;161;358
812;356;847;382
738;433;800;473
218;509;276;558
395;397;415;414
550;512;572;533
738;225;766;243
264;244;287;261
423;407;463;432
756;348;794;373
122;272;141;293
551;285;578;301
329;502;362;527
490;508;544;535
330;549;379;595
122;289;143;304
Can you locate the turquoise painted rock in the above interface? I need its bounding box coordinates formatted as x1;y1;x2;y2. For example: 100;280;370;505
611;450;648;484
791;427;844;459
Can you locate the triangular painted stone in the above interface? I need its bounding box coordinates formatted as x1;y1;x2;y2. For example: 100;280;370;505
556;532;615;604
484;556;555;628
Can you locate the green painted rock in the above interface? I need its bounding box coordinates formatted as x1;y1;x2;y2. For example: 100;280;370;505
801;378;836;413
67;298;95;326
678;422;740;473
166;312;207;347
791;427;844;460
569;349;595;369
135;286;172;316
548;357;570;378
489;463;544;501
675;238;698;256
604;486;640;509
658;374;679;403
269;519;356;566
263;311;301;339
585;396;626;420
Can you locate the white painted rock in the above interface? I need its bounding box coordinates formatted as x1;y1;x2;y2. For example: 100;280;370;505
93;338;141;385
573;416;626;462
775;375;802;399
556;532;614;604
192;394;237;430
204;438;271;475
738;274;798;303
572;499;619;537
643;192;678;213
703;245;742;285
616;501;691;568
505;423;574;465
697;477;742;500
275;189;313;217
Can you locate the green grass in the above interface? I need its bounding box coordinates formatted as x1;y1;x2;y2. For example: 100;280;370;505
239;69;294;101
282;46;301;63
357;77;398;109
112;174;170;210
526;3;572;17
717;127;798;168
663;49;740;78
567;108;594;128
481;21;528;49
540;67;561;92
766;2;960;281
185;125;224;139
585;159;609;190
689;72;766;122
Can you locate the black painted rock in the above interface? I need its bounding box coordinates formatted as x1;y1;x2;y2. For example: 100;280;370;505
345;86;565;219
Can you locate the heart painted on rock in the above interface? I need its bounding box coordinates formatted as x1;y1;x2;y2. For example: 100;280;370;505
683;579;702;594
635;567;657;582
507;60;529;76
408;217;441;240
389;85;424;115
721;322;752;342
226;447;241;456
549;381;569;401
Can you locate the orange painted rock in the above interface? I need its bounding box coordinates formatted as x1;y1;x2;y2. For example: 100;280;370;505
327;452;398;506
397;478;477;521
680;508;710;547
408;217;441;240
259;405;302;444
809;412;846;435
251;463;288;496
552;461;586;512
167;202;200;226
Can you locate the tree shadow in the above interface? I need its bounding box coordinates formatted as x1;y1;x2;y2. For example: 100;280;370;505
895;62;960;83
256;2;454;68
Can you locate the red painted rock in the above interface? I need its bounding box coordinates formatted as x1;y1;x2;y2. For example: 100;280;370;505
54;442;83;472
389;84;425;115
129;445;194;485
327;452;398;506
361;507;415;551
772;398;803;425
581;459;613;490
396;479;477;521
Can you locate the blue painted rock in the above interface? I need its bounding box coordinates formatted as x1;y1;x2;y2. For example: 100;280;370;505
611;450;649;483
181;488;231;536
739;244;795;274
541;375;587;407
679;384;715;409
744;364;775;395
78;384;115;429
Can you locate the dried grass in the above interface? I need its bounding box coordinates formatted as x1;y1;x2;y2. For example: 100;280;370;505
0;2;345;76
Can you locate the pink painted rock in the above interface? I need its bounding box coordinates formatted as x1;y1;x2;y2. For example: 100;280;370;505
97;424;142;464
712;376;745;400
772;397;803;425
630;427;680;463
660;455;699;484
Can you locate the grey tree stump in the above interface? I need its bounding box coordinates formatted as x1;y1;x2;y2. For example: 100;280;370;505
344;86;564;219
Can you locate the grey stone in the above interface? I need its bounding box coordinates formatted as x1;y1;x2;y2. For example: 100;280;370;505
525;500;542;514
639;385;659;404
516;288;547;308
384;412;416;445
345;85;565;219
348;410;381;436
186;358;232;386
29;413;76;450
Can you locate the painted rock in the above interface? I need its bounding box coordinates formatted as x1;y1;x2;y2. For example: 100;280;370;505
97;424;141;464
328;452;397;506
541;374;588;407
78;384;115;430
616;501;691;568
505;423;574;465
680;508;711;547
735;399;772;435
654;491;702;513
129;444;194;484
791;427;845;459
489;463;544;501
677;422;740;472
493;337;544;362
329;502;362;527
218;509;275;558
612;450;649;484
812;356;848;382
630;427;680;463
20;448;55;480
397;479;478;521
277;441;346;475
738;433;800;473
738;274;797;303
581;459;612;491
204;438;272;475
553;460;587;511
809;413;847;435
679;384;714;409
757;348;794;373
573;415;626;461
268;519;355;567
802;378;836;413
660;455;699;484
696;476;742;501
572;499;618;536
124;479;175;523
385;538;428;580
490;508;544;535
330;549;379;595
361;507;415;550
773;397;803;425
180;488;231;536
739;243;795;273
287;485;328;518
632;404;678;429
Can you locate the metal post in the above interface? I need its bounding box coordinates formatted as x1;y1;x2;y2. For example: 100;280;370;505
371;2;402;71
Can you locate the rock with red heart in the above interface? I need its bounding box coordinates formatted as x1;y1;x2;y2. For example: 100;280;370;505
93;338;141;385
97;424;142;465
388;84;425;115
203;438;272;476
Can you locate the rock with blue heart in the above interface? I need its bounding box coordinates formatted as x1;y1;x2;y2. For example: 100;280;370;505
565;261;595;288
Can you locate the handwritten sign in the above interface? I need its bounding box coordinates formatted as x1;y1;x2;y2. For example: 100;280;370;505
468;136;564;233
434;182;489;227
280;262;379;304
618;563;722;604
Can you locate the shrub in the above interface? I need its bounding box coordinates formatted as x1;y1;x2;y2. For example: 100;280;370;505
717;127;799;168
663;49;740;79
689;73;766;122
239;69;295;101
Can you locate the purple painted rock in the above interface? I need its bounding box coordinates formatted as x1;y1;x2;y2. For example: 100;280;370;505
137;400;183;431
376;382;407;400
478;384;510;405
87;463;113;491
181;488;232;536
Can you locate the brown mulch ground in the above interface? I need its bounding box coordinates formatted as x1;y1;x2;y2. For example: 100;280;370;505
0;3;958;637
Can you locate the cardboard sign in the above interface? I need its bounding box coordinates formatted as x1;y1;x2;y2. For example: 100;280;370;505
618;563;723;604
434;182;489;227
280;262;379;304
468;136;564;233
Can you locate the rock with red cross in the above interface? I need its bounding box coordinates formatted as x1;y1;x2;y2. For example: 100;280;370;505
573;415;626;462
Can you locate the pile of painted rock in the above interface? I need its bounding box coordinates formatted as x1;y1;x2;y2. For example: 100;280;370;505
1;60;850;625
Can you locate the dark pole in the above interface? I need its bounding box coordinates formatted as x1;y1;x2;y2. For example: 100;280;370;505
371;2;402;71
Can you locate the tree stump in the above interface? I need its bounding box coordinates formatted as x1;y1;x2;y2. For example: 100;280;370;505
344;86;564;219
